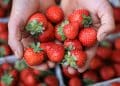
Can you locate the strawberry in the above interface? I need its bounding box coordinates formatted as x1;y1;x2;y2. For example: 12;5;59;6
113;64;120;77
38;22;55;42
111;50;120;63
90;56;103;70
62;50;87;69
63;22;80;39
83;70;99;83
44;42;65;62
64;39;82;51
0;45;12;57
79;28;97;47
44;75;59;86
0;31;8;43
0;67;3;78
0;23;7;33
1;62;12;71
114;7;120;23
69;77;82;86
115;38;120;50
111;82;120;86
55;20;69;41
68;9;92;27
62;66;79;78
26;13;48;36
96;47;112;60
24;42;45;66
100;66;115;80
0;8;5;18
46;5;64;23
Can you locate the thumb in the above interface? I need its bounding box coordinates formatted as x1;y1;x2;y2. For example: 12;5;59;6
97;1;115;41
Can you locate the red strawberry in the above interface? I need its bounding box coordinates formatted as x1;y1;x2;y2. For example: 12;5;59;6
111;82;120;86
0;45;12;57
69;9;92;27
24;43;45;66
83;70;99;83
46;5;64;23
44;43;65;62
26;13;48;36
44;75;59;86
79;28;97;47
0;67;3;78
0;8;5;18
114;7;120;23
115;38;120;50
96;47;112;59
0;31;8;43
63;22;80;39
69;77;82;86
64;39;82;50
1;62;12;71
38;22;55;42
62;50;87;69
90;56;103;70
111;50;120;63
62;66;79;78
0;23;7;33
55;20;69;41
113;64;120;77
100;66;115;80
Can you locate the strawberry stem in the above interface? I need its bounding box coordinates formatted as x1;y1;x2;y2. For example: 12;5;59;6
82;15;93;27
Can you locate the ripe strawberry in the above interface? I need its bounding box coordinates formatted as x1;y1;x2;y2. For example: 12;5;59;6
115;38;120;50
0;8;5;18
111;50;120;63
46;5;64;23
90;56;103;70
0;23;7;33
1;62;12;71
26;13;48;36
0;67;3;78
55;20;69;41
113;64;120;77
79;28;97;47
83;70;99;83
62;66;79;78
0;45;12;57
114;7;120;23
62;50;87;69
38;22;55;42
44;75;59;86
24;42;45;66
68;9;92;27
63;22;80;39
100;66;115;80
69;77;82;86
0;31;8;43
96;47;112;60
64;39;82;51
44;43;65;62
111;82;120;86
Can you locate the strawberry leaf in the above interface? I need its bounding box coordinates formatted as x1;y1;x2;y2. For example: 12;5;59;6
0;47;6;57
83;79;95;86
82;15;93;27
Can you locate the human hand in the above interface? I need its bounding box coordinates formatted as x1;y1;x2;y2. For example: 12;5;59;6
61;0;115;73
8;0;56;71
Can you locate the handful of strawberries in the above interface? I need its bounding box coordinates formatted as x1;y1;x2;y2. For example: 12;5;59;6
24;5;97;72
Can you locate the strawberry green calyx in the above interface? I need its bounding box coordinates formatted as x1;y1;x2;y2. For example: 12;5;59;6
66;45;74;51
0;47;6;57
1;73;13;86
100;41;111;48
83;79;94;86
62;52;78;69
30;42;43;53
82;15;92;27
57;20;69;41
14;60;28;71
3;0;10;4
26;20;44;37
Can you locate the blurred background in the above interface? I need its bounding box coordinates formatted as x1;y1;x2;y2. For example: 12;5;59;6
0;0;120;86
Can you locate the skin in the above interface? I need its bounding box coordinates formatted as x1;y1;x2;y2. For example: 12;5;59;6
8;0;115;72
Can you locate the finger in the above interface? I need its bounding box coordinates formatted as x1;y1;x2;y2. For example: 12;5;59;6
8;21;24;59
78;44;98;73
67;67;78;74
97;1;115;41
31;63;49;71
47;61;56;68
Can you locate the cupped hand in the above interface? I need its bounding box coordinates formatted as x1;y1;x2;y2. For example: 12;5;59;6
61;0;115;73
8;0;56;71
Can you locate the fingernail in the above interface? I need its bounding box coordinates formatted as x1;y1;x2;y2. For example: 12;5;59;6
15;51;21;59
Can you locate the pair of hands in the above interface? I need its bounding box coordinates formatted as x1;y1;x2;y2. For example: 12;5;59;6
8;0;115;74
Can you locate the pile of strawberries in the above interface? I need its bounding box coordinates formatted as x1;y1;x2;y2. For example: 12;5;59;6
61;38;120;86
0;22;12;57
24;5;97;71
0;61;59;86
